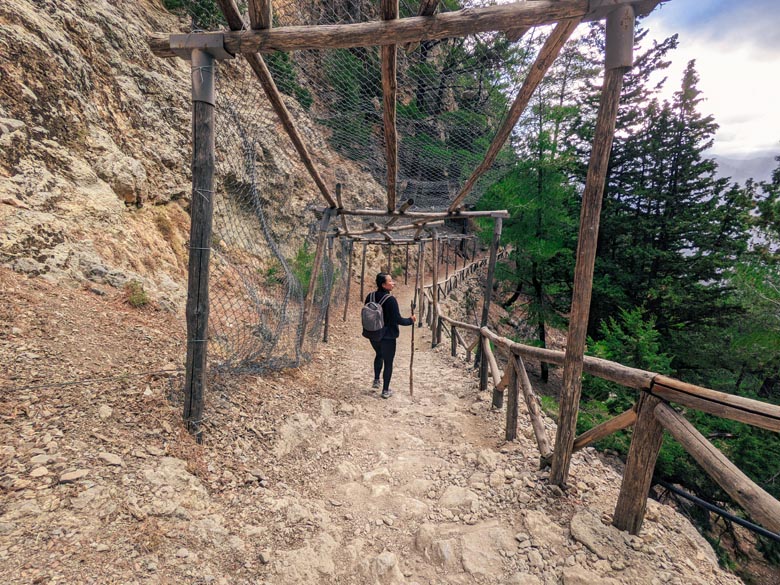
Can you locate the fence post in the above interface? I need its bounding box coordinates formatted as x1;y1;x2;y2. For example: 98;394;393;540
405;243;410;284
417;241;425;327
301;207;334;349
359;242;367;304
431;233;439;347
343;239;353;321
505;357;519;441
451;324;458;357
613;393;664;534
479;217;502;391
183;48;218;440
323;235;334;342
551;7;634;487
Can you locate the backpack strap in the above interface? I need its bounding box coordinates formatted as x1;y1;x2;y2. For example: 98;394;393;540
377;293;390;305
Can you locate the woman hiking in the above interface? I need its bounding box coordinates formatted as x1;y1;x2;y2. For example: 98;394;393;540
362;272;416;399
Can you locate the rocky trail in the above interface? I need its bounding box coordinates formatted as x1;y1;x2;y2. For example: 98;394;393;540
0;268;743;584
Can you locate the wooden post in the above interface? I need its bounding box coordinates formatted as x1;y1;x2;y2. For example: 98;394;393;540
445;239;450;281
613;393;664;534
301;207;334;348
360;242;367;303
381;0;399;212
343;239;354;321
431;234;439;346
479;217;502;392
471;237;477;262
505;356;519;441
483;336;503;408
386;243;392;274
417;241;425;326
183;48;218;439
516;354;554;463
323;235;334;343
451;324;458;357
405;243;410;284
550;7;633;487
247;0;272;30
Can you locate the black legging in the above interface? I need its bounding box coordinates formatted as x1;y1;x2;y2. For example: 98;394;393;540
370;338;397;391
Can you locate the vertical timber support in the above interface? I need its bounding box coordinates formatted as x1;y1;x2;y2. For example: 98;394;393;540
613;393;664;534
480;217;502;392
301;207;335;350
550;6;634;487
343;239;354;321
183;48;220;439
360;242;367;303
417;241;425;326
405;243;410;284
431;233;439;347
323;235;334;342
505;356;519;441
386;243;392;274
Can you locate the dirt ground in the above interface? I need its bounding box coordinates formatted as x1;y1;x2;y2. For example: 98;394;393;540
0;265;755;584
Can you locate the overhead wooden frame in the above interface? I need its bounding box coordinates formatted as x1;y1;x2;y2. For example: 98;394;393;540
149;1;661;57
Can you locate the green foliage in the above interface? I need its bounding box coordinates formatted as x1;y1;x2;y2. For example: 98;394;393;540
291;242;315;292
265;51;313;110
584;307;672;409
162;0;225;29
124;280;149;308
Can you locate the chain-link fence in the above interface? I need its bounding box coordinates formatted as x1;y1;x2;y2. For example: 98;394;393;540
166;0;538;372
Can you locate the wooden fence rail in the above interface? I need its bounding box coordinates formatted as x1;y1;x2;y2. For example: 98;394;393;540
423;270;780;537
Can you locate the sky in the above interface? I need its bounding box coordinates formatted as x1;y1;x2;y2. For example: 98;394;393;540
641;0;780;158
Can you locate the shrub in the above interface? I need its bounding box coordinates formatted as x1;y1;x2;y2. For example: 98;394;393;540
125;280;149;308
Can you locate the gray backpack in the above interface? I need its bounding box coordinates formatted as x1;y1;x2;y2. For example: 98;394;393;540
361;292;389;335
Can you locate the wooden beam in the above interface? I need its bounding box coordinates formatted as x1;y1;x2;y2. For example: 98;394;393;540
381;0;399;212
448;18;580;212
417;0;439;16
336;183;349;234
384;198;414;228
248;0;272;31
573;407;637;452
506;25;530;43
516;354;554;462
651;375;780;433
654;402;780;534
149;2;590;57
334;208;509;220
214;0;337;209
550;64;628;488
613;393;664;534
338;218;442;237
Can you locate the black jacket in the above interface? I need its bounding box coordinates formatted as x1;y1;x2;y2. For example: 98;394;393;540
363;289;413;340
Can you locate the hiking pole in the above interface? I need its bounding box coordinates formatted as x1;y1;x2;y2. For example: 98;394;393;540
410;299;415;398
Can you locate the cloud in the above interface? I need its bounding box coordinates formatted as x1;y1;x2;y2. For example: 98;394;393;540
642;0;780;156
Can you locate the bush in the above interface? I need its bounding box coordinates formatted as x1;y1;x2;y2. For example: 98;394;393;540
291;243;315;292
125;280;149;308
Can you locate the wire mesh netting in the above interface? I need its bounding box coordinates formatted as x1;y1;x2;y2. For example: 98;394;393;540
168;0;544;372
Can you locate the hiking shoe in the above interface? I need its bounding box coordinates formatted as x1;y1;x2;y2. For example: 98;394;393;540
372;379;381;389
381;389;394;399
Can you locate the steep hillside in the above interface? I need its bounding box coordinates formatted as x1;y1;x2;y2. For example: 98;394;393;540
0;0;385;308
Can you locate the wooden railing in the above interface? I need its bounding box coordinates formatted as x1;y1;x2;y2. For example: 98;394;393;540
417;266;780;537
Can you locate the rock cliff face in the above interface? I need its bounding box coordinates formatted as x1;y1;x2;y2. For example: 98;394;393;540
0;0;384;307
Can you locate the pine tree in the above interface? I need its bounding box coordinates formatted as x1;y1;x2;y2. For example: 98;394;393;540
590;61;752;371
